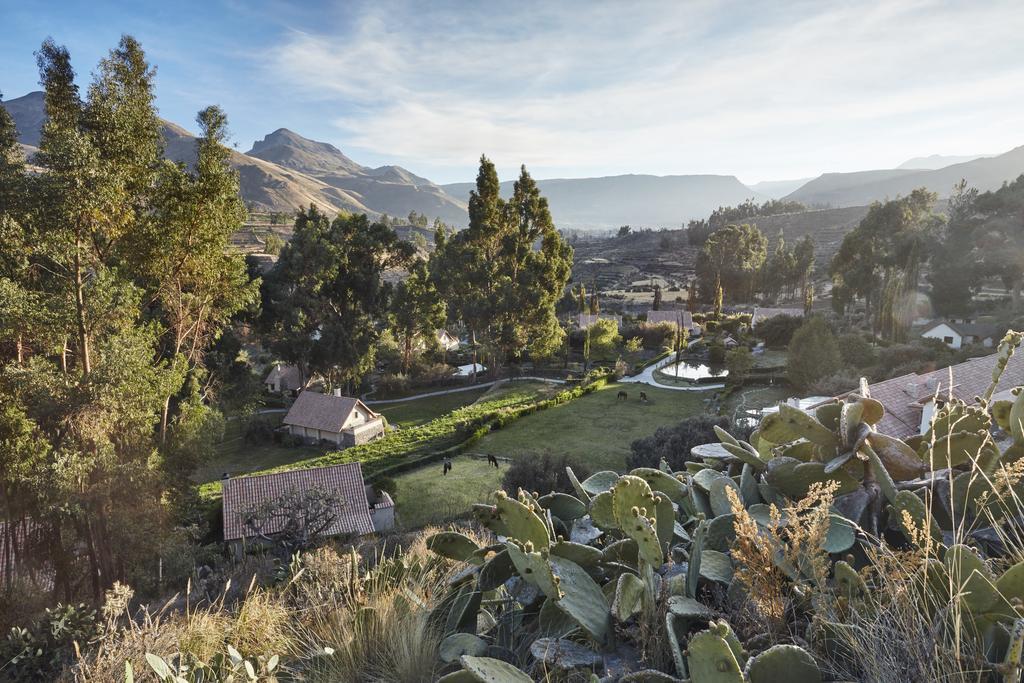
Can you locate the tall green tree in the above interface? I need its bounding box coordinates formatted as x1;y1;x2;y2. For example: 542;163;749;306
830;189;941;339
390;259;446;373
431;156;572;373
262;207;414;391
696;223;767;303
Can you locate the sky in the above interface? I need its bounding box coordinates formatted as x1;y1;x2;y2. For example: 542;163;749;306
2;0;1023;185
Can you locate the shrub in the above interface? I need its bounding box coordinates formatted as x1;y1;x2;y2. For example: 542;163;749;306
627;415;736;471
837;332;877;368
725;347;753;384
756;314;803;347
708;341;726;364
808;371;860;396
501;453;592;496
787;317;841;391
244;418;275;444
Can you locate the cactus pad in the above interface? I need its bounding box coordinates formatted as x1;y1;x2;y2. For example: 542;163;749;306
439;633;488;662
458;655;533;682
549;555;611;644
611;572;646;621
631;467;689;503
612;475;665;566
581;470;620;496
539;492;587;522
589;490;618;530
868;433;927;480
686;624;744;683
506;542;561;600
427;532;483;564
745;644;821;683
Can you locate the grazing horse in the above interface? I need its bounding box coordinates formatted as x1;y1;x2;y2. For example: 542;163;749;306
487;454;499;469
617;390;628;401
639;391;648;403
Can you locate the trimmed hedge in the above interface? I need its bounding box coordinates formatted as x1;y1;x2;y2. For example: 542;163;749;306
201;373;615;499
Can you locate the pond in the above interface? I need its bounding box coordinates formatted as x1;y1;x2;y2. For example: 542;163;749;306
659;359;728;381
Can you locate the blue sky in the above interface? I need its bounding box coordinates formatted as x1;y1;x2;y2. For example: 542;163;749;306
2;0;1023;184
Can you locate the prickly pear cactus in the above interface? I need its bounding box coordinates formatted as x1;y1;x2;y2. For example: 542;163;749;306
611;475;665;566
744;644;822;683
685;621;744;683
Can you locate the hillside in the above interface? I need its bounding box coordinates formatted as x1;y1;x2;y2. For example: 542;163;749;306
2;92;467;224
443;174;764;230
247;129;468;225
570;204;872;293
897;153;992;169
786;145;1024;207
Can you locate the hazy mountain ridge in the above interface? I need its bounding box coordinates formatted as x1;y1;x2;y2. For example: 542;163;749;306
785;146;1024;207
897;153;993;170
443;174;765;230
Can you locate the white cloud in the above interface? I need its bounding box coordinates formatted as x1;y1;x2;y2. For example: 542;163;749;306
264;0;1024;181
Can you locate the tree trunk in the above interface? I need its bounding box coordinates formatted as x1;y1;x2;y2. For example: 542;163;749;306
73;242;91;375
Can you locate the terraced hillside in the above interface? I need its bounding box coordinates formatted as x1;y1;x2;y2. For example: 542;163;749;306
571;204;874;291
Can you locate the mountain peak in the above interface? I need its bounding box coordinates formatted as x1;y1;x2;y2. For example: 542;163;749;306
247;128;364;176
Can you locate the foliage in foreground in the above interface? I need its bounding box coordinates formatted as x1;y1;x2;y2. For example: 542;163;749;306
423;331;1024;681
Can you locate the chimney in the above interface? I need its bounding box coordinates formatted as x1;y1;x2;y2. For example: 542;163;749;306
333;388;342;397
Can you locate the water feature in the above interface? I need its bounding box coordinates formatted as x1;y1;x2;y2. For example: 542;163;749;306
659;358;728;381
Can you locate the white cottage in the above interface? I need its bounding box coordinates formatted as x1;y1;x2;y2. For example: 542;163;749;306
282;391;385;447
920;320;997;350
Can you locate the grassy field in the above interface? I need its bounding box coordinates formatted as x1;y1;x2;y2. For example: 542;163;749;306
192;415;329;485
472;381;709;471
390;456;504;529
374;387;489;428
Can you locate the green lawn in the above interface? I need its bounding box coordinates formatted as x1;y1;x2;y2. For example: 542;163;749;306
390;456;504;529
193;421;328;486
472;381;709;472
374;387;489;428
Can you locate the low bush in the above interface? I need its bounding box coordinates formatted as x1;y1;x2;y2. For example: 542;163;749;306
627;414;734;471
501;453;592;496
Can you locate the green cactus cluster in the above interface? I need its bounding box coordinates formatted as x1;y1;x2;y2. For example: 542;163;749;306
427;332;1024;680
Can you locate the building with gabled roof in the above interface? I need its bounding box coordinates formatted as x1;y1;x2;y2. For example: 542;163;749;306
751;307;804;327
646;309;696;333
264;363;304;394
834;349;1024;439
282;390;385;447
221;462;393;545
920;319;998;350
577;313;622;329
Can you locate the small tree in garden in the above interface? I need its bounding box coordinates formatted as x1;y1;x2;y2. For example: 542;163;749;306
725;346;753;384
501;453;591;496
787;316;842;390
240;486;345;553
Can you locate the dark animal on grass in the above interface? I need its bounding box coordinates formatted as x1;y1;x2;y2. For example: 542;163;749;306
487;454;499;469
443;457;452;476
639;391;648;403
617;390;628;401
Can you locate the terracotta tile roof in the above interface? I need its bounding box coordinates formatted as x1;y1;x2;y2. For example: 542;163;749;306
282;391;378;433
846;350;1024;439
752;307;804;326
646;310;694;328
222;462;375;541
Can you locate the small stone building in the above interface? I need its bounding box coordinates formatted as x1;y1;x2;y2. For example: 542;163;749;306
282;391;385;447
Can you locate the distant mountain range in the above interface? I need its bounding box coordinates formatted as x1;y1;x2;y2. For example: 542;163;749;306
897;153;993;170
441;174;762;230
5;90;1024;230
2;91;469;225
784;146;1024;207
